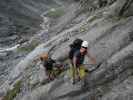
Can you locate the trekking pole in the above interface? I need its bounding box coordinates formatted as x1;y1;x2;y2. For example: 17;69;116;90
83;63;102;73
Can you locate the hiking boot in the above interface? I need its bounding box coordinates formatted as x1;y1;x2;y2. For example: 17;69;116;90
77;75;81;82
72;80;76;84
70;79;76;84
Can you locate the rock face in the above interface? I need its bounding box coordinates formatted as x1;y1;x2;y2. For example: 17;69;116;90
19;15;133;100
0;0;60;47
0;0;68;91
0;0;133;100
80;0;133;17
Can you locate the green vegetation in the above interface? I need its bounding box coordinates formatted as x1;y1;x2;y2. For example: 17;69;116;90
80;26;87;32
47;8;65;18
17;40;40;53
87;15;99;22
3;80;22;100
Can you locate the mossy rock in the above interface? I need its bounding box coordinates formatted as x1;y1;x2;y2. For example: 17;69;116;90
80;26;87;32
47;8;65;18
17;40;40;53
3;80;22;100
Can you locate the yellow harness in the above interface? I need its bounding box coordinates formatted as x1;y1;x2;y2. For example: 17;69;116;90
67;65;88;79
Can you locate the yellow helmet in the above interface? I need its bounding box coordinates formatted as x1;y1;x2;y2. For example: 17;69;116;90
40;53;48;61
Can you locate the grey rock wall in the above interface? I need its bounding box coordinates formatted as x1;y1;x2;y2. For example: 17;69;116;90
1;0;133;100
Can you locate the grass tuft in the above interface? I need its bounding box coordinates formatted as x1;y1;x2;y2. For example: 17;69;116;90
47;8;65;18
3;80;22;100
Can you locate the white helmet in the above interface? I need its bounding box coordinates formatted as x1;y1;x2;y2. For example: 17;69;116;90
81;41;88;48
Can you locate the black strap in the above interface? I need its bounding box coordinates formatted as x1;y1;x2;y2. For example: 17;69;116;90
90;63;102;73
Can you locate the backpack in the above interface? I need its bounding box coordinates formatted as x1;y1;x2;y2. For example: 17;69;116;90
44;58;55;70
69;38;83;60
